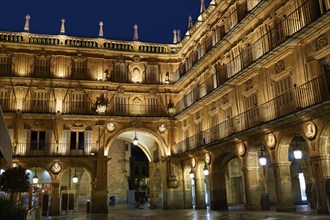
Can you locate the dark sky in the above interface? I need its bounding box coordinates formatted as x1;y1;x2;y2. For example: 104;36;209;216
0;0;211;44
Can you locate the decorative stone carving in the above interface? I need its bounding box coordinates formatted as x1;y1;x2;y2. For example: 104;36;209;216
222;94;229;104
211;102;216;111
133;55;140;63
305;121;317;140
158;124;166;133
196;111;200;119
117;86;124;93
191;157;196;168
150;87;157;94
315;34;328;51
267;133;276;149
130;119;142;128
183;119;187;127
205;152;211;164
275;60;285;74
106;122;116;132
245;79;253;91
238;143;246;156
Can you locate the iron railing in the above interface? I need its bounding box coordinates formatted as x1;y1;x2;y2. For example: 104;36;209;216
13;143;97;157
174;0;323;114
174;73;330;154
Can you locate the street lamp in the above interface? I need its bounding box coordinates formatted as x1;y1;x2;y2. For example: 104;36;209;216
189;169;195;179
133;131;139;145
203;162;209;176
32;167;39;184
259;145;267;166
72;167;78;183
293;137;302;159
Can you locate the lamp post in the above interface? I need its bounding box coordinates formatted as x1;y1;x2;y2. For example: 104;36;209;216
72;167;78;183
32;167;39;184
189;169;196;209
259;145;267;166
203;162;210;211
133;131;139;145
293;138;302;159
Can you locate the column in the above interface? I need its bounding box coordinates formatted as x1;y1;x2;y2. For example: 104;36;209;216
49;182;60;216
310;156;330;214
242;167;262;210
90;126;108;213
273;162;296;212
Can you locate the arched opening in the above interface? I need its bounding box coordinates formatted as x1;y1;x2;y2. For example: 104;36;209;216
60;167;91;214
211;153;246;210
289;134;313;211
21;167;52;215
106;129;166;208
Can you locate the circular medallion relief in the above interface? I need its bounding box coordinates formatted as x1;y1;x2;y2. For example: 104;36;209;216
267;133;276;149
50;162;62;174
205;152;211;164
158;124;167;133
305;122;317;140
238;143;246;156
106;122;116;132
191;158;196;168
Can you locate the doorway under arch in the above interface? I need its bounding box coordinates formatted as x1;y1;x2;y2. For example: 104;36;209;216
210;153;246;210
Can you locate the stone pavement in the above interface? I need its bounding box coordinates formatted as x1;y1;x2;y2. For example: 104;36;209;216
42;203;330;220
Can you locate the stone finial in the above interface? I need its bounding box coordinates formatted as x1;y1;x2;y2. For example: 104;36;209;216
24;15;30;32
200;0;205;14
133;24;139;41
60;18;65;34
173;30;177;44
99;21;104;37
188;16;193;29
177;30;181;42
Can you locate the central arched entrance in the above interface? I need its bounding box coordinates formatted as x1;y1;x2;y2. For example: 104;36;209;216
106;129;166;208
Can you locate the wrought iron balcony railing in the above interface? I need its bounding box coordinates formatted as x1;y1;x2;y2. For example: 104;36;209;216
174;0;324;114
13;142;97;157
174;73;330;154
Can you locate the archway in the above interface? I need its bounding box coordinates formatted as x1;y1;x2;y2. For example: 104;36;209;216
106;129;166;207
210;153;246;210
21;167;52;215
60;167;91;214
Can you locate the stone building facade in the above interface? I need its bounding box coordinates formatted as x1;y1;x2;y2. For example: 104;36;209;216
0;0;330;215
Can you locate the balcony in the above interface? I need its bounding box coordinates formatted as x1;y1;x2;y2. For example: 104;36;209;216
174;73;330;154
13;142;97;157
22;99;56;113
174;0;323;114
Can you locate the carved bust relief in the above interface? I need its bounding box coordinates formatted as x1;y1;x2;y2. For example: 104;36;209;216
305;121;317;140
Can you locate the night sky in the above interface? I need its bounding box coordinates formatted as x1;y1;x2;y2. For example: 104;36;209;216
0;0;211;44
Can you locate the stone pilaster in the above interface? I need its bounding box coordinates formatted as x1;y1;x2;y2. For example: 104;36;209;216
273;162;295;212
242;167;262;210
310;156;330;214
49;182;60;216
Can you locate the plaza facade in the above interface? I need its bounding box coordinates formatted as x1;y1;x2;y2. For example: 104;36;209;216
0;0;330;216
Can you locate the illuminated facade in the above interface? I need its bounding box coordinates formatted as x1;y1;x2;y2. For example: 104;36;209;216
0;0;330;215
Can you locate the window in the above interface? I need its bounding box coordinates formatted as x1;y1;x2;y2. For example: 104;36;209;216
31;91;49;112
145;65;159;84
273;75;293;107
70;131;84;150
34;57;50;77
0;90;10;111
0;56;12;76
113;63;128;82
114;96;127;114
72;59;87;79
70;93;86;113
30;130;46;150
146;97;159;115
